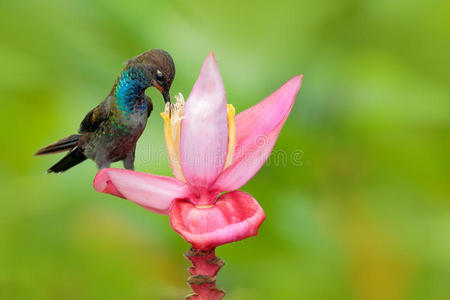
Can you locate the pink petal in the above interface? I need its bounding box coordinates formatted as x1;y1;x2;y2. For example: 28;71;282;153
180;53;228;188
169;191;266;250
93;168;191;215
212;75;302;191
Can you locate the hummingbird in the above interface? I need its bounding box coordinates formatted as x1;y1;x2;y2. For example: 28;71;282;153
35;49;175;173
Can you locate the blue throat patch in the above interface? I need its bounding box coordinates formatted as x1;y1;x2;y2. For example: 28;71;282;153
115;67;148;112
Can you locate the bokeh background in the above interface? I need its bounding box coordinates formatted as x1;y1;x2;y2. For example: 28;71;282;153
0;0;449;299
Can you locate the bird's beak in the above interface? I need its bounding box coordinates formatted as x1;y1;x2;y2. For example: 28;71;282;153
163;91;171;103
152;80;171;103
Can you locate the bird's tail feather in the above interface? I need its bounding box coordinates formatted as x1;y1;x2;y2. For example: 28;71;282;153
47;147;87;173
35;134;83;156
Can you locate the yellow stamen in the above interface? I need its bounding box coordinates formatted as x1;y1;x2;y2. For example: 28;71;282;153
224;104;236;169
196;205;214;209
160;93;186;182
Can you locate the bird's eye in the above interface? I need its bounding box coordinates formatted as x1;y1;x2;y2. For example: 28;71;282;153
156;70;164;83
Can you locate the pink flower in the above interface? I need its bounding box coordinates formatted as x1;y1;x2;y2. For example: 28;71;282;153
94;53;302;250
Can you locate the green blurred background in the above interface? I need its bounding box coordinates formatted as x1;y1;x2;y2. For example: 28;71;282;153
0;0;449;299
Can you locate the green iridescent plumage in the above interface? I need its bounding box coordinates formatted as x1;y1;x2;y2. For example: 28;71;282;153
35;49;176;173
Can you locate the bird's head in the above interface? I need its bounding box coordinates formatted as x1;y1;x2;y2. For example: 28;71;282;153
126;49;176;103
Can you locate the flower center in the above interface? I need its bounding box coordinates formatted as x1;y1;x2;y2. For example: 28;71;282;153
160;93;236;182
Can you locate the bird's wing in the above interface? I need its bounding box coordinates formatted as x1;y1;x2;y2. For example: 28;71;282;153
79;98;111;133
146;95;153;118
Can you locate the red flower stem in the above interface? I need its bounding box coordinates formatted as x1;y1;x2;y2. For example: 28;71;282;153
184;247;225;300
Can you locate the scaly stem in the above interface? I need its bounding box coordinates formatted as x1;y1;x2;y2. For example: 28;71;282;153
184;247;225;300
